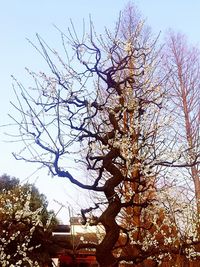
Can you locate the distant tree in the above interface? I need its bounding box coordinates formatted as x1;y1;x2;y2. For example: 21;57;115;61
0;173;19;191
0;174;57;226
164;32;200;213
9;4;200;267
0;174;58;266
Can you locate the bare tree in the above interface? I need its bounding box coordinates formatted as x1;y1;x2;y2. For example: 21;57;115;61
164;32;200;213
10;6;200;267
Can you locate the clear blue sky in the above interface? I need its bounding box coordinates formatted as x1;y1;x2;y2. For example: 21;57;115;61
0;0;200;222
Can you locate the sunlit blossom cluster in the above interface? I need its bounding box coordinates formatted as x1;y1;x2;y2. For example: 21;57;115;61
0;186;48;267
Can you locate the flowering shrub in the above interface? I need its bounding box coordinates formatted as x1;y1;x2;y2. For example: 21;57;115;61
0;182;55;266
117;188;200;266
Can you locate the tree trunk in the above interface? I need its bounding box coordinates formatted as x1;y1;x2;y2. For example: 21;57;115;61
96;199;120;267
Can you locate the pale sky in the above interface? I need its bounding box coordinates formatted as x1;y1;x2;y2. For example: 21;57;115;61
0;0;200;222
